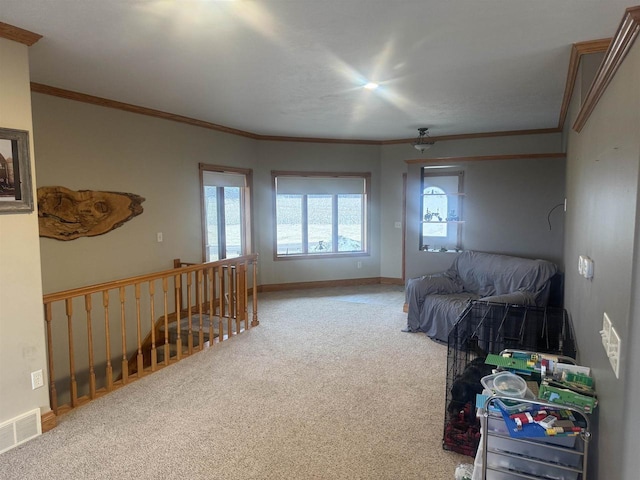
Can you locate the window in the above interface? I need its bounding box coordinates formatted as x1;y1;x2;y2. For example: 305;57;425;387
420;169;463;251
200;164;252;262
273;171;370;258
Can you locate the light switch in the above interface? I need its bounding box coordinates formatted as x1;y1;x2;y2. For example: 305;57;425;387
578;255;594;278
600;312;611;349
157;232;163;243
609;326;621;379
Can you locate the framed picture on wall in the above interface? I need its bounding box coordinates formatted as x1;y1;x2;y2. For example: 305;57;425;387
0;127;33;214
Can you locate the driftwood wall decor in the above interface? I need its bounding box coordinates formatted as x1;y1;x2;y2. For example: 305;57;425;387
38;186;145;240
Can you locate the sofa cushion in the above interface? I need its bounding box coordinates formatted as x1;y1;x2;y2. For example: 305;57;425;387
406;272;464;297
451;251;557;300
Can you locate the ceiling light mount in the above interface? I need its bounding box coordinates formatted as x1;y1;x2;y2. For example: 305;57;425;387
413;128;435;152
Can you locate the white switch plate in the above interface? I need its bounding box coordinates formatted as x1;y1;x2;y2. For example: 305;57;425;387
31;370;44;389
609;326;621;378
156;232;163;243
600;312;612;349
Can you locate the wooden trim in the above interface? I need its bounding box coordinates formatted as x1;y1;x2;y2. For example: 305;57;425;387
380;277;404;285
199;163;254;262
381;127;561;145
401;173;407;283
271;170;372;178
258;277;390;292
557;38;611;130
574;6;640;133
32;82;565;145
0;22;42;46
271;170;372;261
42;254;258;302
41;410;57;433
405;152;566;165
257;134;380;145
30;83;260;139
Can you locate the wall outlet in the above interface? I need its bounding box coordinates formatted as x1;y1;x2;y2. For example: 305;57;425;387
600;312;612;349
31;370;44;390
608;326;621;378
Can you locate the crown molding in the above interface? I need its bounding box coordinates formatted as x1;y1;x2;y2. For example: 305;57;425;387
573;6;640;133
405;152;566;165
256;134;380;145
0;22;42;46
383;127;561;146
30;20;620;149
32;80;562;145
30;83;260;139
557;38;611;130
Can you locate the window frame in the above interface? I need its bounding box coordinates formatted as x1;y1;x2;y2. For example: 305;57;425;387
199;163;253;262
272;170;371;261
420;169;464;252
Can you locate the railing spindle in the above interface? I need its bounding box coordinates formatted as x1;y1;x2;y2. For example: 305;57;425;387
65;298;78;407
207;267;215;345
162;278;170;364
239;261;247;330
149;281;157;371
187;272;193;355
174;274;182;359
197;270;204;350
84;295;96;399
135;283;144;376
235;264;242;334
227;265;233;337
119;286;128;384
103;291;113;391
44;302;58;414
218;266;225;342
252;258;259;327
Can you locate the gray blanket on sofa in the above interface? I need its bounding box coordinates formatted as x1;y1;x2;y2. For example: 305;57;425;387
404;251;558;342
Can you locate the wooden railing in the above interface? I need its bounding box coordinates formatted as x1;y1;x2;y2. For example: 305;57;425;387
42;254;258;416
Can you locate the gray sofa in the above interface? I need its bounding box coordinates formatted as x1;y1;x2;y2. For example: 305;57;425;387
404;251;558;342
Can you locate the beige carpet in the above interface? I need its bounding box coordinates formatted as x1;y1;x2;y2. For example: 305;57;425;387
0;285;469;479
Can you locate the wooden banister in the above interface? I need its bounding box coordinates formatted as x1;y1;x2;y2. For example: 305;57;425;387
43;255;258;416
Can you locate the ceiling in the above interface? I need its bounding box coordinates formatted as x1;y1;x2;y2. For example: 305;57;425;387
1;1;636;141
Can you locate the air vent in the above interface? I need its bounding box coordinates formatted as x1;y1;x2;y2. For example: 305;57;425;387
0;409;41;454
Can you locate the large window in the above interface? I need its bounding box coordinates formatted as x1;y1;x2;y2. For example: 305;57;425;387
273;172;370;258
200;164;252;262
420;169;464;251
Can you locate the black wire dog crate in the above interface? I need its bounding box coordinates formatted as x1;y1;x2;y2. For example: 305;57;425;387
443;301;576;456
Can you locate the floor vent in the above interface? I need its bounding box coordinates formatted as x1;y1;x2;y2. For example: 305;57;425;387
0;409;41;454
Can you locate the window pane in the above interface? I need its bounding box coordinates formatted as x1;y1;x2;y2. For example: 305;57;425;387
277;195;303;255
337;194;362;252
423;187;447;237
420;172;463;251
224;187;242;258
204;186;219;261
307;195;333;253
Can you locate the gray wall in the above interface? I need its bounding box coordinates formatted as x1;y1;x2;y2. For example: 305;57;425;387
33;92;566;292
380;133;566;281
33;93;257;292
563;42;640;479
32;93;383;292
0;38;50;426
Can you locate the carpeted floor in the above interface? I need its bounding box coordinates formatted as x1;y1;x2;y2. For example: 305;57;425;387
0;285;469;479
